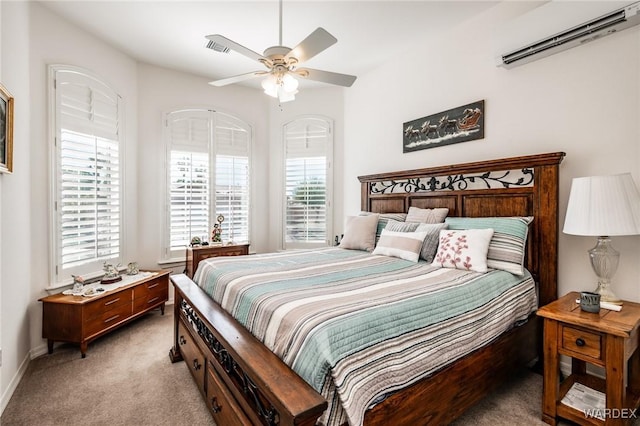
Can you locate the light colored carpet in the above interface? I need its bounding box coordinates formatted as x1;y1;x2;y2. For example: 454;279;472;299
0;308;570;425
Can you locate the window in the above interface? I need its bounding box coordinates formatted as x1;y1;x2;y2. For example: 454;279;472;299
50;66;124;285
165;109;251;260
283;117;333;249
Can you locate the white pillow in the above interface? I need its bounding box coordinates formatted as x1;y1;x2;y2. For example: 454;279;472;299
431;229;494;272
372;229;429;262
339;214;379;252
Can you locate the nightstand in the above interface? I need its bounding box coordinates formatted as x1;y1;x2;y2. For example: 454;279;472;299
537;292;640;425
185;243;249;278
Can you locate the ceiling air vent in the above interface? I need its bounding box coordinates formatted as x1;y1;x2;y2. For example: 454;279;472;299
206;40;230;53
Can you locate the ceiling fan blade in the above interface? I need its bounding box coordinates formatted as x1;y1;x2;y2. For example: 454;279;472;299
296;68;357;87
208;71;268;87
205;34;266;63
285;27;337;63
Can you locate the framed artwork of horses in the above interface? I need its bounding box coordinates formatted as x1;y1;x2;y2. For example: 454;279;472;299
403;100;484;153
0;82;14;173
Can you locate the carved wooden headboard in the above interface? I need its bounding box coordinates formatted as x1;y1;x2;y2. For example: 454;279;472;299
358;152;566;307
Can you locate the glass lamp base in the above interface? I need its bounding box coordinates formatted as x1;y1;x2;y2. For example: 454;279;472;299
589;236;622;305
593;282;622;305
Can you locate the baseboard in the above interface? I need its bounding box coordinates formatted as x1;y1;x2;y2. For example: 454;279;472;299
30;343;49;360
0;351;30;416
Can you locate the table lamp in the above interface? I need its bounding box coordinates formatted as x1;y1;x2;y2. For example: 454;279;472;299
563;173;640;304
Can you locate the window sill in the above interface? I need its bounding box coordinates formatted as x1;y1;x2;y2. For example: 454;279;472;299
157;258;186;267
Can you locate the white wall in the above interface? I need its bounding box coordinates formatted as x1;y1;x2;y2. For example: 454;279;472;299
267;87;345;250
0;0;31;414
0;1;141;409
344;2;640;300
136;62;270;269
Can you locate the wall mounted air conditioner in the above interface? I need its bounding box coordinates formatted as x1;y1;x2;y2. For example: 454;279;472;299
496;1;640;69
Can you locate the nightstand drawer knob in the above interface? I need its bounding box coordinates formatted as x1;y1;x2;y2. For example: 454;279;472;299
575;338;585;347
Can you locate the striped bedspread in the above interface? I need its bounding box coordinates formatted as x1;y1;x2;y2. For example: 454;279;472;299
194;247;537;426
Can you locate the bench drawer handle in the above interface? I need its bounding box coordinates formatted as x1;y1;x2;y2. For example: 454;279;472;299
575;338;585;347
104;298;120;306
210;397;222;413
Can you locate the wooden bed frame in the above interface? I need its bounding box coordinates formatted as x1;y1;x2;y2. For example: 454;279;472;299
169;151;565;426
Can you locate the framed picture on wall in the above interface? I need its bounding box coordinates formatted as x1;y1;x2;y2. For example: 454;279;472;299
403;100;484;153
0;82;14;173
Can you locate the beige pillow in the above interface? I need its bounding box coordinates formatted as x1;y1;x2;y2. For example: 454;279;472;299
339;214;379;252
406;206;449;224
372;229;429;262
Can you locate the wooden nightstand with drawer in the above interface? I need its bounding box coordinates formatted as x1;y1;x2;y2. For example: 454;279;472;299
185;244;249;278
537;292;640;426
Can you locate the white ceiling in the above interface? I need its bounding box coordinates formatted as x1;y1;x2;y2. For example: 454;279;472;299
40;1;500;89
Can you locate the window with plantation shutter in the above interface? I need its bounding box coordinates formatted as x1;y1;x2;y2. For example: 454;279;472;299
283;117;333;249
164;109;251;260
51;66;124;285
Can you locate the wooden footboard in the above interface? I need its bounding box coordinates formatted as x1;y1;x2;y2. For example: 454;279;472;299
169;274;327;426
171;273;538;426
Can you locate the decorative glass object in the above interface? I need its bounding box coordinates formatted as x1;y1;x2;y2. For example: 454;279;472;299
127;262;139;275
100;262;122;284
71;275;84;294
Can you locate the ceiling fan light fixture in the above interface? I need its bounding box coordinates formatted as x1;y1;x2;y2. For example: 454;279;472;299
205;0;357;99
281;73;299;92
277;86;297;103
261;74;279;97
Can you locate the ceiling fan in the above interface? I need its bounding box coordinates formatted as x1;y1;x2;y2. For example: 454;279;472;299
205;0;357;102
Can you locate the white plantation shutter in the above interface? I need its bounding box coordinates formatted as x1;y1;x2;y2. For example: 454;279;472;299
284;117;333;249
165;110;251;260
52;67;124;283
215;114;250;243
168;111;211;252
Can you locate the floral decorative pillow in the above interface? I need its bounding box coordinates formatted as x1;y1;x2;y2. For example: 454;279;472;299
431;229;494;272
445;217;533;276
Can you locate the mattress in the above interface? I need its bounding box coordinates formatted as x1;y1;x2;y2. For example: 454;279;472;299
194;247;537;426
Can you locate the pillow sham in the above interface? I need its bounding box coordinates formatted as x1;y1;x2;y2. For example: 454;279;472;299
432;228;494;272
360;212;408;243
415;222;449;263
445;216;533;276
372;229;429;262
406;206;449;224
340;214;379;252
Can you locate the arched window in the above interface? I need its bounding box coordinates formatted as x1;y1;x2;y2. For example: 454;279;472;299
164;109;251;260
283;116;333;249
50;65;125;285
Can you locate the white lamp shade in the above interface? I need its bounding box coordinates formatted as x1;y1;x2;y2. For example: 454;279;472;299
282;73;299;92
261;75;279;98
563;173;640;236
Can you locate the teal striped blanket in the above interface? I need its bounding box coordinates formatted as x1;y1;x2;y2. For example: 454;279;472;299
194;247;537;426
